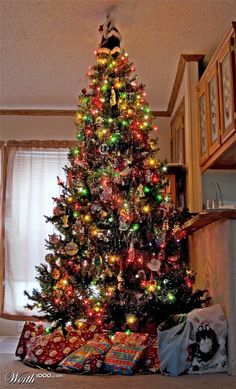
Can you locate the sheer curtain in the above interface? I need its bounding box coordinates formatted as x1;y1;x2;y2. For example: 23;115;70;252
3;146;68;316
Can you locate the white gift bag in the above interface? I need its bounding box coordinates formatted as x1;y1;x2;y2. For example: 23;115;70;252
187;304;228;374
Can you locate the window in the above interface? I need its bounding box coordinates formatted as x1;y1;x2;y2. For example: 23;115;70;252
3;146;68;316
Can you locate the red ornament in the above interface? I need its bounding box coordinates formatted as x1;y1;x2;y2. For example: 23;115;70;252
174;229;187;241
151;174;159;184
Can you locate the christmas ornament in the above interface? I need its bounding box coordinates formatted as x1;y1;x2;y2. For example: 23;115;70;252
53;268;60;280
61;215;69;228
65;241;79;256
147;257;161;272
110;87;116;106
45;253;54;264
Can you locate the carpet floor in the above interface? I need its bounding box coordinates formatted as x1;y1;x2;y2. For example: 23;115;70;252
0;337;235;389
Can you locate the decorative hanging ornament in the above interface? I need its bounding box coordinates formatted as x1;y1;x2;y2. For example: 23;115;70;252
65;241;79;256
127;240;135;262
61;215;69;228
117;271;124;283
147;257;161;272
53;268;60;280
99;143;109;154
110;87;116;106
45;253;54;264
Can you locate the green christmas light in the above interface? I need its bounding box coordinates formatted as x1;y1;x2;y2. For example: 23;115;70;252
80;188;89;196
45;328;51;335
122;120;128;126
110;133;120;143
76;132;84;141
73;211;79;218
156;194;163;202
143;186;151;194
167;292;175;301
125;329;131;335
130;223;140;231
72;147;80;156
101;84;107;91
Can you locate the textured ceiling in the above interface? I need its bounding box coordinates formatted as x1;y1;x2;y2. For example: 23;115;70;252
0;0;236;111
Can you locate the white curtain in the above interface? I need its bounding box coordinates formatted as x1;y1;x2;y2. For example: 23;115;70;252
4;147;68;316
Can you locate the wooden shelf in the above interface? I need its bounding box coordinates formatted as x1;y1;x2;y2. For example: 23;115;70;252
183;209;236;234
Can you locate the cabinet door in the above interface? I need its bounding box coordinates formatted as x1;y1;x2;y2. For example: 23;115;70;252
170;99;185;164
206;64;221;156
197;80;208;165
218;40;236;142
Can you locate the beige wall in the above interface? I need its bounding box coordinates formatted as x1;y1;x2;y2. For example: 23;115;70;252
189;219;236;375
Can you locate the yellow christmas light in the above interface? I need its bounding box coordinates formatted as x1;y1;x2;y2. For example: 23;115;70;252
142;205;151;214
84;214;92;222
148;158;156;167
126;314;137;324
146;283;157;293
109;255;119;263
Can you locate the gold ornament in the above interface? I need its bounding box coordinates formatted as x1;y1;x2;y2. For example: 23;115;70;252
61;215;68;228
110;87;116;106
65;241;79;256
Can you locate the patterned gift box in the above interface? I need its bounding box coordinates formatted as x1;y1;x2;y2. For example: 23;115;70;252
103;343;148;375
112;332;149;346
57;334;112;373
15;321;44;360
24;328;85;367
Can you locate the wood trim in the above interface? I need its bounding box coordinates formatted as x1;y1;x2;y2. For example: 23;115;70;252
201;131;236;172
0;108;172;117
6;140;78;148
0;109;76;116
167;54;204;115
1;312;42;322
0;54;204;119
152;111;170;117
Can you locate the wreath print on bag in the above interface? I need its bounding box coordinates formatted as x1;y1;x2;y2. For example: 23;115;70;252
189;323;220;370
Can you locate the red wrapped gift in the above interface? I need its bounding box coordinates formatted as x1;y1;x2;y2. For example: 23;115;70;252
75;322;100;341
15;321;44;360
139;337;160;373
24;329;85;367
57;334;112;373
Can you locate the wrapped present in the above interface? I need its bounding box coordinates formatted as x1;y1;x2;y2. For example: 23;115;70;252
103;343;148;375
24;329;85;367
57;334;112;373
112;332;149;347
15;321;44;360
75;322;100;341
139;337;160;373
187;304;228;374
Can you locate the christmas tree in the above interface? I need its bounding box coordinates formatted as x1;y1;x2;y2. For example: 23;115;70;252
25;16;206;333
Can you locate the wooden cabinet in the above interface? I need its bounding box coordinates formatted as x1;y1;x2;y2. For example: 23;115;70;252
170;99;185;164
197;23;236;171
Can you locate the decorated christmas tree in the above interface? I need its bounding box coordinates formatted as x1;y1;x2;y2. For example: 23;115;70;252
25;16;206;333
